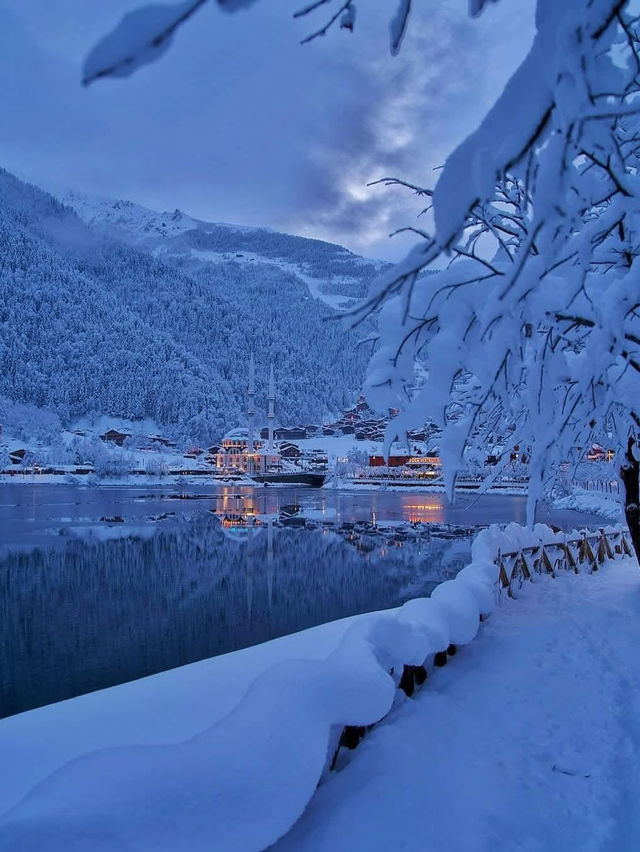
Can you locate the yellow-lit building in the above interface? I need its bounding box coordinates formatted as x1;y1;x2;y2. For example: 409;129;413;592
215;428;280;474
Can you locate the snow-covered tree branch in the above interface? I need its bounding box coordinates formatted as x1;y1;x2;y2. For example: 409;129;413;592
85;0;640;563
83;0;440;85
359;1;640;559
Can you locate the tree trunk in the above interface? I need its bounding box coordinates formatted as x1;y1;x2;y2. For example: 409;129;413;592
620;437;640;564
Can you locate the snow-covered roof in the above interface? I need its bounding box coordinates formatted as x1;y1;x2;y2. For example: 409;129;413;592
221;428;261;442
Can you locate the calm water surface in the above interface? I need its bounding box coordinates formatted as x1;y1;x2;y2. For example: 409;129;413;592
0;484;604;717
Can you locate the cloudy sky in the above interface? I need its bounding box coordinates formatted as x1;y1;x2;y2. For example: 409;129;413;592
0;0;535;259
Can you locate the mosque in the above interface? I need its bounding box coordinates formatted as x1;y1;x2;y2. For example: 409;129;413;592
214;357;281;475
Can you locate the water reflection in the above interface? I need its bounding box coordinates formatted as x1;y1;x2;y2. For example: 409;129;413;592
0;484;607;719
0;512;470;718
177;487;450;529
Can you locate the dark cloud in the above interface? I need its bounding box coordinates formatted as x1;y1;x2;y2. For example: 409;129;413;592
0;0;534;260
287;1;536;257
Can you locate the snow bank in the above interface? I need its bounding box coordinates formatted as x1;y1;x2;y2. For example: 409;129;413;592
554;489;623;523
0;522;628;851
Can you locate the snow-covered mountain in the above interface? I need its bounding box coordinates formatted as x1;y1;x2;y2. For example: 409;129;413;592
63;190;384;309
0;169;381;445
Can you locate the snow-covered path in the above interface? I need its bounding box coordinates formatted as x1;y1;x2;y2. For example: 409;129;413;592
276;558;640;852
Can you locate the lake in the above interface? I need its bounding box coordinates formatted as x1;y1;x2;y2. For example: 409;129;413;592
0;484;604;717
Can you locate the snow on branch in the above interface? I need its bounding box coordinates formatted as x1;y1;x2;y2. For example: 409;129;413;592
358;0;640;521
82;0;264;85
83;1;208;85
295;1;356;45
389;0;412;55
83;0;500;85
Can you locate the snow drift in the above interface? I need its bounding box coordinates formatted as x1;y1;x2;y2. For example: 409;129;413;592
0;522;627;851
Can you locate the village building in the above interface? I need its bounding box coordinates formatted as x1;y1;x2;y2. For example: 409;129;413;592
274;426;307;441
214;360;281;474
100;429;129;446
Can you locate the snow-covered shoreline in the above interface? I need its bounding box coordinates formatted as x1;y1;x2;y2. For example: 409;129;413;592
0;609;370;818
0;522;628;850
330;477;528;496
0;473;247;488
553;487;623;522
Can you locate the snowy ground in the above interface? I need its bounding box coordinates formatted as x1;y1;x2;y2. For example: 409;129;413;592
554;487;623;523
276;557;640;851
0;612;369;818
1;551;639;849
329;478;528;496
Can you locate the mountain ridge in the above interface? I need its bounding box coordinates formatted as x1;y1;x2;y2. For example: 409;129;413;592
0;168;380;445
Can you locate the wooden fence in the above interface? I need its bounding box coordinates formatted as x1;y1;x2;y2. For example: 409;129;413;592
496;527;632;597
332;525;632;766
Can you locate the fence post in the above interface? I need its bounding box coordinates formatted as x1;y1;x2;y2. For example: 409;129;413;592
582;533;598;572
541;546;555;576
497;550;510;591
520;552;531;580
599;529;614;560
562;541;578;573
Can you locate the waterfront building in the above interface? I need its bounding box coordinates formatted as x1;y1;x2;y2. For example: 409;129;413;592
214;359;281;474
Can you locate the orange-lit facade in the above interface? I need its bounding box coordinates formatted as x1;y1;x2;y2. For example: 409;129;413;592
369;455;441;469
215;429;279;473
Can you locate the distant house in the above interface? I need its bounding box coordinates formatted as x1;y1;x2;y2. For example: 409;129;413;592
586;444;613;462
369;455;410;468
148;434;177;448
486;445;503;465
9;448;26;465
307;449;328;468
100;429;129;446
341;425;355;435
274;426;307;441
184;446;204;459
279;441;302;459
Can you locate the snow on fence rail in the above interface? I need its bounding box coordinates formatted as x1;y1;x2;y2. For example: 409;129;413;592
0;523;631;852
495;525;632;595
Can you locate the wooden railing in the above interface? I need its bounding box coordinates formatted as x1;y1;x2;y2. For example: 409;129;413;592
332;525;632;767
496;527;632;597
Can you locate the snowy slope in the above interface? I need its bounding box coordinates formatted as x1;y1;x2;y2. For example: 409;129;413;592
62;189;386;308
0;168;380;444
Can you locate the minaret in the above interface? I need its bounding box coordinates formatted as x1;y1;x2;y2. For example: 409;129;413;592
268;364;275;453
247;354;255;465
